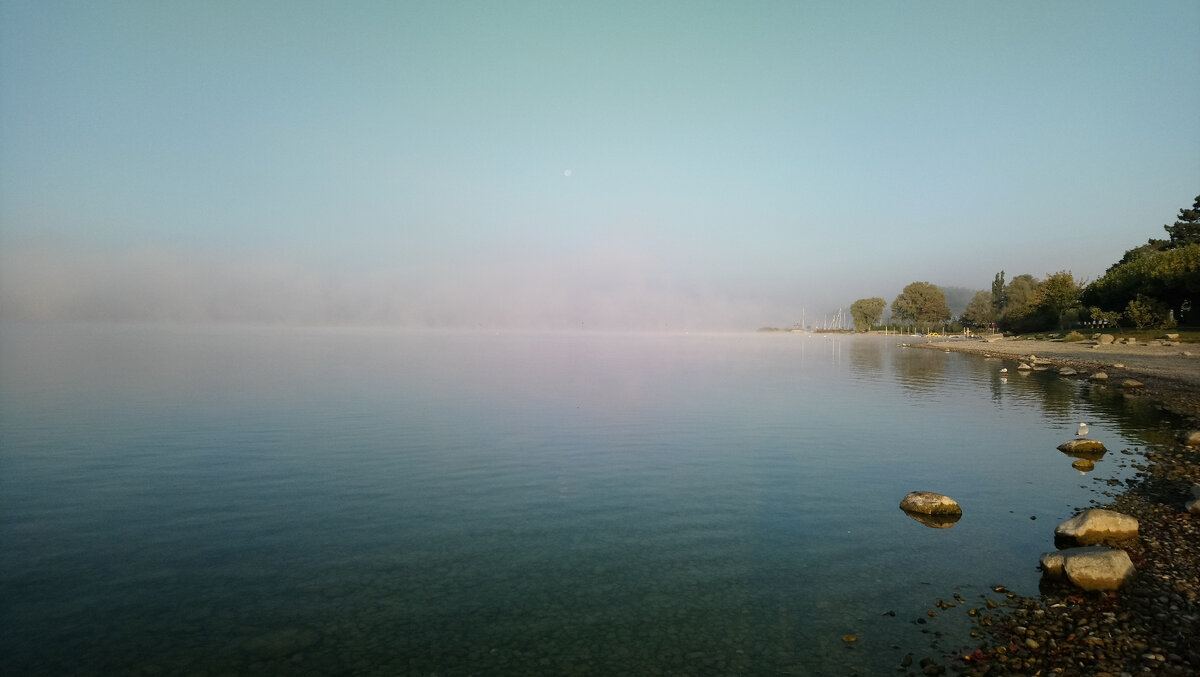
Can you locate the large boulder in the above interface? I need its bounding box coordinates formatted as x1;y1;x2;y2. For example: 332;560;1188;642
899;491;962;516
1181;431;1200;447
1039;547;1136;591
1097;334;1115;345
1054;508;1138;546
1057;438;1107;458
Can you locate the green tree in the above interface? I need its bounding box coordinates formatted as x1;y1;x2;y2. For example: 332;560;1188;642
891;282;950;332
990;271;1007;317
1163;195;1200;249
999;274;1041;330
849;297;886;332
1031;271;1082;330
1083;243;1200;322
1125;294;1166;329
962;290;994;327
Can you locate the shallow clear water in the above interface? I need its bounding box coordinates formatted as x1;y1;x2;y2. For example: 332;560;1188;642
0;325;1177;675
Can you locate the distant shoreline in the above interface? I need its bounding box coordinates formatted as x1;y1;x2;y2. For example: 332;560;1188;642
919;337;1200;418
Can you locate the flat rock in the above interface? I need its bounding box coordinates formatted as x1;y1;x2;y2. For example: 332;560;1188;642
1121;379;1144;388
1054;508;1138;545
1057;438;1107;457
1058;367;1077;376
899;491;962;516
1089;371;1108;381
1017;362;1032;370
1040;546;1135;591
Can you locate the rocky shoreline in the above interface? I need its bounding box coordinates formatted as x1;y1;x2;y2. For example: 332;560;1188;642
919;336;1200;418
908;338;1200;676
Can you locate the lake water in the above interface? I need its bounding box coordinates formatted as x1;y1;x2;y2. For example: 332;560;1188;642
0;325;1179;675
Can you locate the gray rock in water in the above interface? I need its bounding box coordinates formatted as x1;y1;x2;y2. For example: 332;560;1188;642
899;491;962;516
1089;371;1108;381
1071;459;1095;472
1054;508;1139;545
1017;362;1032;371
1058;367;1077;376
1040;546;1135;591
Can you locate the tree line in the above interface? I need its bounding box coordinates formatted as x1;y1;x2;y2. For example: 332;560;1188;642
847;194;1200;334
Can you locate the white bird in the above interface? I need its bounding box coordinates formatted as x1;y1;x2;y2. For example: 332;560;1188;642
1076;423;1089;438
1000;367;1008;373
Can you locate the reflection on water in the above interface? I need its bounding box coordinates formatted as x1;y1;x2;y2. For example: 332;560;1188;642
848;336;885;378
891;344;947;392
0;328;1187;676
902;511;962;529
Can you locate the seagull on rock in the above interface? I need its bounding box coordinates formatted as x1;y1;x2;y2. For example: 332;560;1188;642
1076;422;1089;438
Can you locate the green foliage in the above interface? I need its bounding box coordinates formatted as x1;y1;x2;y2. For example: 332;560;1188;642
1089;306;1122;331
997;274;1050;332
1125;294;1165;329
891;282;950;332
1163;195;1200;249
1084;196;1200;325
1083;243;1200;321
849;297;886;333
1108;239;1168;275
962;290;994;327
1030;270;1082;330
990;271;1007;316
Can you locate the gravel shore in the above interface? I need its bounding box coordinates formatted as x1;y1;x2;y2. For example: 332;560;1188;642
909;337;1200;677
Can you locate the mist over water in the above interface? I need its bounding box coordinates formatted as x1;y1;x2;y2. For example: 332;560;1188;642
0;244;816;331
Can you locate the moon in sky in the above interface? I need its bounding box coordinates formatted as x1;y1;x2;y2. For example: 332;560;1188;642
563;169;572;177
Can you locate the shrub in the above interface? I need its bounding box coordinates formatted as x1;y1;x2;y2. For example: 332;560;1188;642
1064;331;1085;342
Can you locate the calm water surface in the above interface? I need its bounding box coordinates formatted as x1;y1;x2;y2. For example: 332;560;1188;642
0;325;1178;675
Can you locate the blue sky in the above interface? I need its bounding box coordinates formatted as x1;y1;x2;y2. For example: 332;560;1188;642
2;1;1198;329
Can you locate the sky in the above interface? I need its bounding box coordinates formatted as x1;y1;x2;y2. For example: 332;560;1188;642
2;1;1198;330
